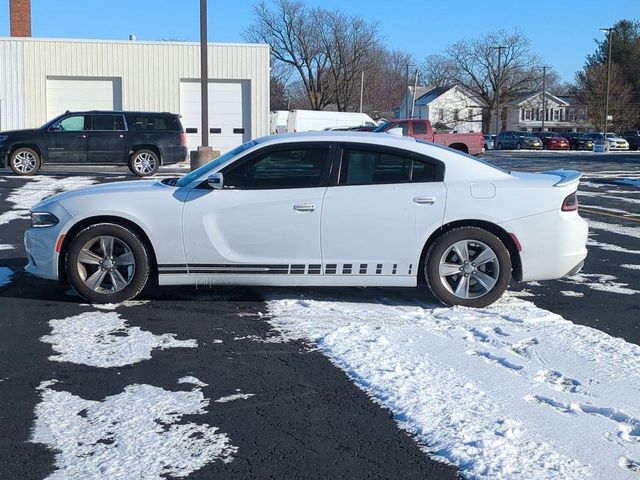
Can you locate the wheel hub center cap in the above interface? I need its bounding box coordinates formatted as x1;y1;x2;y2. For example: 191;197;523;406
103;258;114;269
463;264;474;274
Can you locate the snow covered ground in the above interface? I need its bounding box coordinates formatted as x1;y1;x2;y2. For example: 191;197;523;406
267;291;640;479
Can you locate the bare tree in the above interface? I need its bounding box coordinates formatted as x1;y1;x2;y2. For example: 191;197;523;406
421;30;548;132
574;63;637;131
318;10;381;111
244;0;333;110
363;49;414;117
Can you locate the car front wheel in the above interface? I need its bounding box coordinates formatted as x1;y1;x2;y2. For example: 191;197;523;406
425;227;512;308
65;223;150;303
10;147;41;175
129;149;160;177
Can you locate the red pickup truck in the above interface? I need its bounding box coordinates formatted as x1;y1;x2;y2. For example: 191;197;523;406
374;119;484;156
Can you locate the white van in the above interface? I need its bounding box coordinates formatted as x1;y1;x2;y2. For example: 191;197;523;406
286;110;377;132
269;110;290;135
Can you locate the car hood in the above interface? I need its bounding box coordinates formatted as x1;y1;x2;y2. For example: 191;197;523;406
34;179;170;212
0;128;41;136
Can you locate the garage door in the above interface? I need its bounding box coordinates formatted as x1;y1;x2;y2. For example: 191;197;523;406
46;77;122;120
180;80;250;153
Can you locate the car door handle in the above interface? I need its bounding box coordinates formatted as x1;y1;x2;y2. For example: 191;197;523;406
294;203;316;212
413;196;436;205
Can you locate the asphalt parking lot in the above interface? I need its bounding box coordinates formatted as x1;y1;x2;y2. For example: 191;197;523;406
1;150;639;479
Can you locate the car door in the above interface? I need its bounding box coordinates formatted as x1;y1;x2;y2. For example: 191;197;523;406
45;114;89;163
320;143;446;278
181;143;333;276
87;114;128;163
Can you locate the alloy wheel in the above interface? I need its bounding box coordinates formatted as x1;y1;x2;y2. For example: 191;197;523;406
132;152;157;175
438;239;500;299
76;235;136;293
13;150;38;174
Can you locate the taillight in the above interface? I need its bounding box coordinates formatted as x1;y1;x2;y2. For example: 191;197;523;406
180;131;187;146
562;191;578;211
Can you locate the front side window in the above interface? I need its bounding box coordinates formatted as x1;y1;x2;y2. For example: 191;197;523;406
92;115;125;131
338;148;442;186
224;147;331;190
55;115;88;131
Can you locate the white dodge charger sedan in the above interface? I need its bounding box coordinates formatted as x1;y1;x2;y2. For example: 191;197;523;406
25;132;588;307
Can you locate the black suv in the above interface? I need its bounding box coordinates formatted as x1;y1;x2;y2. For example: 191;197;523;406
0;111;188;176
623;130;640;151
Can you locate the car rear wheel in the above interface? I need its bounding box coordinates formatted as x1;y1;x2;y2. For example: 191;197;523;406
425;227;512;308
129;149;159;177
515;142;521;150
65;223;150;303
9;147;41;176
497;143;502;150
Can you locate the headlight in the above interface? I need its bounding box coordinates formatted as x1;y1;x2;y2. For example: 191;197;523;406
31;212;59;228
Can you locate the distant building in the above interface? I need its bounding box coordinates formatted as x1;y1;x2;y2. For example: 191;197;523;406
505;92;592;133
396;85;484;132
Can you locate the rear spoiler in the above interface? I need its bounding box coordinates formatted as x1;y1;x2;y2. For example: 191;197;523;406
542;169;582;186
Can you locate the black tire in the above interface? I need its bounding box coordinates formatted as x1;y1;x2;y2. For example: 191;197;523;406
128;149;160;177
65;223;150;303
497;143;502;150
424;227;512;308
516;142;521;150
9;147;41;175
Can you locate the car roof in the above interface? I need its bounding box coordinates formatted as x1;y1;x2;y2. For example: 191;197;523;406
255;131;418;147
61;110;179;116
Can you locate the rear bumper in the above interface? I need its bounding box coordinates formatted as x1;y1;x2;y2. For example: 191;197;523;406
501;210;588;282
161;146;189;165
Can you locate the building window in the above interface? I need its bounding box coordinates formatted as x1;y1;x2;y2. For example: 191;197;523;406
438;108;444;121
467;109;473;121
554;109;559;121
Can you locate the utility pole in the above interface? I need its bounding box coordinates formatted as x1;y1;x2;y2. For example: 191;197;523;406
200;0;209;148
410;69;419;118
359;71;364;113
405;63;410;118
601;27;614;138
493;46;505;136
535;65;550;131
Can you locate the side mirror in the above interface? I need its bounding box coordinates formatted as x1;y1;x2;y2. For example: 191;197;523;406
206;172;224;189
49;124;62;132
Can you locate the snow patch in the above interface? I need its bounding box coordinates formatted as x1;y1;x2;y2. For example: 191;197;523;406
0;242;14;250
80;300;150;311
588;238;640;255
621;264;640;271
178;376;208;387
0;176;97;225
267;292;640;479
214;392;255;403
563;272;638;295
560;291;584;298
31;381;236;479
0;266;13;287
588;220;640;239
41;311;197;368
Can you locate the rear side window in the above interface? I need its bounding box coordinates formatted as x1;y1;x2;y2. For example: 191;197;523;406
338;148;442;185
224;147;331;190
91;115;125;131
128;115;181;131
413;122;427;134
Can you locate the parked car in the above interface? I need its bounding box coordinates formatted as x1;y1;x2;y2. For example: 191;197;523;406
605;133;630;151
25;132;588;308
495;131;542;150
374;119;484;155
0;111;188;176
622;130;640;150
483;134;495;150
533;132;570;150
562;133;594;151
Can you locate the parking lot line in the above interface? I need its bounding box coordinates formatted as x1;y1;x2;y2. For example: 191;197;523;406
580;207;640;224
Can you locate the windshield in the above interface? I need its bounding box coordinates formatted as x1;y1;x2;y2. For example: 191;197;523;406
175;140;258;188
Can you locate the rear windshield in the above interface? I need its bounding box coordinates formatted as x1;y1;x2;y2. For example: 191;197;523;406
126;114;182;131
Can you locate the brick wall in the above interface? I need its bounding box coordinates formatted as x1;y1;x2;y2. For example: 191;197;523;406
10;0;31;37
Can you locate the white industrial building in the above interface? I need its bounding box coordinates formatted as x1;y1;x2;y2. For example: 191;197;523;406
0;37;270;152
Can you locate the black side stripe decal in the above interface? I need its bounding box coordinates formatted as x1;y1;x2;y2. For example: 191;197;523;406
158;263;411;275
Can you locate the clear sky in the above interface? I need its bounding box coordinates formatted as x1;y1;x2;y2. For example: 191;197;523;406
0;0;637;82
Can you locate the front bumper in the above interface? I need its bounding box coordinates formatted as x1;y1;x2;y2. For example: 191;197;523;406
501;209;588;282
0;148;8;167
